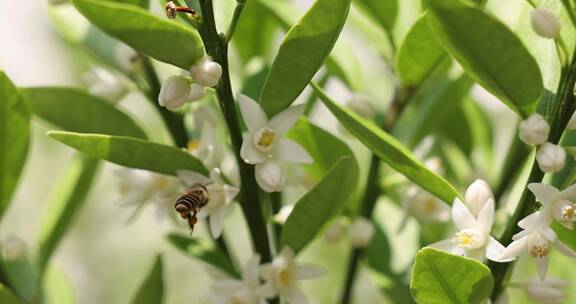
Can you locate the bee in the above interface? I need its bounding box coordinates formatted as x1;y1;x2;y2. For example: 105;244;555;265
174;183;209;233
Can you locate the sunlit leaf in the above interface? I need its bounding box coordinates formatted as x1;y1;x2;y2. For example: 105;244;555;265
354;0;398;32
47;131;207;176
411;248;493;304
130;255;164;304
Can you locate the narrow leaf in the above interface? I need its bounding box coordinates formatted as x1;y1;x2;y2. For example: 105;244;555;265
1;253;40;302
396;14;447;87
0;284;23;304
314;84;461;203
282;156;359;254
411;248;494;304
72;0;204;69
23;87;147;139
130;255;164;304
110;0;149;9
0;72;31;221
260;0;351;116
37;155;100;272
354;0;398;32
167;233;239;277
426;0;543;117
48;131;207;176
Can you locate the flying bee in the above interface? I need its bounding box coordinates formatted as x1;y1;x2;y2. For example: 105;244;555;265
174;183;210;233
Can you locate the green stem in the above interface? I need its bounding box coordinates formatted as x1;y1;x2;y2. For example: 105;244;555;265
197;0;272;263
140;57;188;148
490;48;576;301
270;192;282;250
226;0;247;43
303;73;330;116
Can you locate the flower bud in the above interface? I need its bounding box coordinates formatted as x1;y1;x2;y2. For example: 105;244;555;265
189;83;206;102
83;67;127;104
348;217;374;248
2;236;27;260
531;8;561;39
519;114;550;145
536;142;566;173
158;75;191;110
255;161;285;193
190;58;222;87
464;179;494;217
115;44;140;72
525;277;567;304
567;111;576;130
324;221;345;243
347;95;376;120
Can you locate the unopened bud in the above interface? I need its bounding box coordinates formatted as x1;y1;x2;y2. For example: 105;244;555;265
83;67;127;104
2;236;27;260
324;221;345;243
347;95;376;120
525;277;568;304
189;83;206;102
536;142;566;173
190;58;222;87
255;161;284;193
115;44;140;72
519;114;550;145
158;75;191;111
348;217;374;248
531;8;561;39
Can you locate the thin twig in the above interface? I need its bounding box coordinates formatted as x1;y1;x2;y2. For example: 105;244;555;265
226;0;247;43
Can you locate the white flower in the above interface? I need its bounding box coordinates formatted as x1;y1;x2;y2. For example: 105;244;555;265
527;183;576;229
525;276;568;304
464;179;494;217
190;57;222;87
238;94;312;192
83;67;127;104
348;217;375;248
346;95;377;120
536;143;566;173
260;247;326;304
519;114;550;145
399;186;450;232
500;212;576;280
158;75;192;110
189;83;206;101
531;8;561;39
115;43;140;72
324;220;345;243
430;198;510;262
115;168;181;222
2;236;27;260
567;111;576;130
207;255;271;304
176;168;239;238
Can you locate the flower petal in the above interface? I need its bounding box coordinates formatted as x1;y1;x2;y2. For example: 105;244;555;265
271;138;313;164
554;240;576;258
255;161;285;193
500;237;528;260
536;255;550;281
282;286;308;304
176;170;209;186
238;94;268;131
486;237;515;262
209;205;226;238
518;211;552;229
243;255;261;285
477;199;495;234
528;183;560;205
451;198;476;230
267;104;305;135
466;248;485;261
209;168;223;184
558;183;576;201
241;133;267;164
222;184;240;204
292;264;326;280
428;239;464;256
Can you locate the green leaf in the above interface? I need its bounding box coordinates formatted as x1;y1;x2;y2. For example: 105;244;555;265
0;72;31;221
259;0;351;116
1;253;40;302
396;14;447;87
0;284;24;304
37;155;100;273
110;0;149;9
131;255;164;304
287;118;354;181
72;0;204;69
48;131;208;176
314;84;461;204
411;248;494;304
232;1;278;63
365;223;393;276
426;0;543;117
282;156;359;254
167;233;239;277
354;0;398;32
43;266;75;304
22;87;147;139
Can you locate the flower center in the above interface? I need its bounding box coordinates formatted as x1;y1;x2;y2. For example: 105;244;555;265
453;228;485;249
253;127;277;152
187;139;201;152
152;176;170;192
528;233;550;258
279;268;293;287
562;205;575;222
230;296;247;304
423;197;437;213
